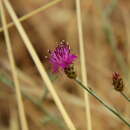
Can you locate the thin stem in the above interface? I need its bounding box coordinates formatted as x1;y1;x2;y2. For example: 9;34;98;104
0;2;29;130
40;88;49;101
3;1;76;130
120;92;130;102
0;0;62;33
0;73;66;129
75;0;92;129
24;94;66;130
75;78;130;128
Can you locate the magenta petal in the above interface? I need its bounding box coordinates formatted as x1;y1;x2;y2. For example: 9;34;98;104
70;54;77;60
67;54;77;63
61;63;68;68
49;41;77;72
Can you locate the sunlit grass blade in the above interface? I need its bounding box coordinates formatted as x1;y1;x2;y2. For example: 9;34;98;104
0;2;29;130
0;0;62;33
3;0;76;130
75;0;92;129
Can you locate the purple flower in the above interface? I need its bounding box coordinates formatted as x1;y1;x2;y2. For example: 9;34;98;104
49;41;77;72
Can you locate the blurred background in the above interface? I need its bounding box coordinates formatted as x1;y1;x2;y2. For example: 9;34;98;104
0;0;130;130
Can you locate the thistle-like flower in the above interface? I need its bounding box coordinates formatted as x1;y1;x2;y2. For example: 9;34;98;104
112;72;124;92
48;41;77;78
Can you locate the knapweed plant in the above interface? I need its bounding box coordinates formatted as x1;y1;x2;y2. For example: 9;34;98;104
48;40;77;79
49;41;130;128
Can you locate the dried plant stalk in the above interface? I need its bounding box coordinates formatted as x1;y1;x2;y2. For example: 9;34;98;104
0;0;62;33
0;2;29;130
3;0;76;130
75;0;92;130
9;108;19;130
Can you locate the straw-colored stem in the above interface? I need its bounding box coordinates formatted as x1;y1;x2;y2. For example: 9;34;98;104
75;0;92;130
3;1;76;130
9;108;19;130
0;2;29;130
0;0;62;33
121;8;130;81
120;9;130;130
0;67;124;123
0;71;66;129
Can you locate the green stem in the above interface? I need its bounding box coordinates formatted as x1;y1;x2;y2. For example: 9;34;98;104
40;88;49;101
75;78;130;128
120;92;130;102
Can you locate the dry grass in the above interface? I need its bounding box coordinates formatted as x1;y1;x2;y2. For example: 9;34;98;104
75;0;92;129
0;2;29;130
3;0;76;130
0;0;130;130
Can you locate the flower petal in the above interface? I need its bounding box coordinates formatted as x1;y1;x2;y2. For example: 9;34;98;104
49;41;77;72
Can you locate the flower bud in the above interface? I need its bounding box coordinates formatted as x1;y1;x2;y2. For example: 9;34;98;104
112;72;124;92
64;65;77;79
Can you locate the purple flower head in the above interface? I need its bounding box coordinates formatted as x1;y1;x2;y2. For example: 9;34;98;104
49;41;77;72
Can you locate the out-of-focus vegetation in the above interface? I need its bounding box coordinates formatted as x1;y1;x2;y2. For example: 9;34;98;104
0;0;130;130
